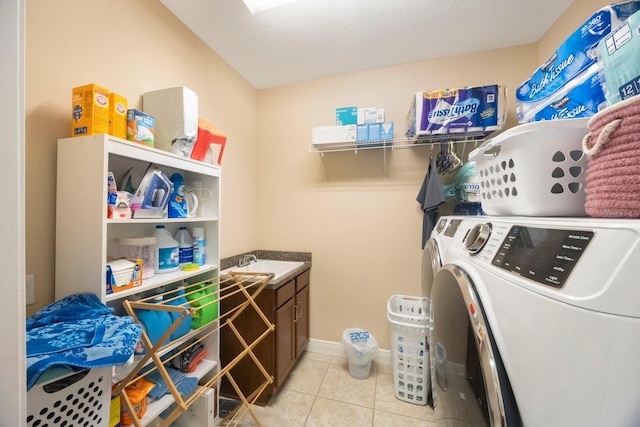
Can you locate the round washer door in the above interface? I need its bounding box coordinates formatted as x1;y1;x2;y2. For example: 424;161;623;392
421;238;442;298
430;264;521;427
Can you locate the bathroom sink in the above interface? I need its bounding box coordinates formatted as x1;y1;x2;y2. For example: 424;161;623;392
222;260;304;281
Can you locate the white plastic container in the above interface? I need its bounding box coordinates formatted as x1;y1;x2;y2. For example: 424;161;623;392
153;225;179;273
174;226;193;266
468;118;590;216
119;237;157;279
192;227;205;266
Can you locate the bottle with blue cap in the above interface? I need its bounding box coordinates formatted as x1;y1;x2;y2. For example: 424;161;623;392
168;173;187;218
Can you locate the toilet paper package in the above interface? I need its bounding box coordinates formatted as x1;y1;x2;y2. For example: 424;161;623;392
143;86;198;158
518;65;607;123
405;84;506;138
598;10;640;104
516;1;640;111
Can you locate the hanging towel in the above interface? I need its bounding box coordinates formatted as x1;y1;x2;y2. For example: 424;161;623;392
416;159;446;249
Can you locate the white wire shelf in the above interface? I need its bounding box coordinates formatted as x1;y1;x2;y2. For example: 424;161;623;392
308;131;491;154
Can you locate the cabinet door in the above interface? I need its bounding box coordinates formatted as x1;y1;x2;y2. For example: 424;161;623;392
275;296;296;387
295;284;310;358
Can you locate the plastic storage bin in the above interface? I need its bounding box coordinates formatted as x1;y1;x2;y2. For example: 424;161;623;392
26;367;111;427
468;118;590;216
387;295;430;405
119;237;156;280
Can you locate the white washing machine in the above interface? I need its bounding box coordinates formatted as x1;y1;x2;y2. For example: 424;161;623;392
421;218;460;297
429;216;640;426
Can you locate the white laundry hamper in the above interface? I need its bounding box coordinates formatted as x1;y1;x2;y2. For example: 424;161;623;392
387;295;430;405
27;367;111;427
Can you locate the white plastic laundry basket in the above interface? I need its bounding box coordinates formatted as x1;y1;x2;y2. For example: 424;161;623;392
27;367;111;427
387;295;430;405
468;118;590;216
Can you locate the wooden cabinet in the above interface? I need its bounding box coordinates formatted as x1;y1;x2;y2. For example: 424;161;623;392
220;268;311;405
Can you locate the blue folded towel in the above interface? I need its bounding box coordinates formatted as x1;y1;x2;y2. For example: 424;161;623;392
26;293;142;391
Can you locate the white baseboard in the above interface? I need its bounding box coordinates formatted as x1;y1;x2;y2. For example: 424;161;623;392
306;338;391;366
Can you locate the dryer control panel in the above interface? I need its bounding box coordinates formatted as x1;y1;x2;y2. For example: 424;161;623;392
492;225;593;288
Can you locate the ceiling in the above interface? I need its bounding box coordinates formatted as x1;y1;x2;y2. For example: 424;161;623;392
160;0;575;90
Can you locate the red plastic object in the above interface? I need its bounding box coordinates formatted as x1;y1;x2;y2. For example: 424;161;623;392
190;118;226;165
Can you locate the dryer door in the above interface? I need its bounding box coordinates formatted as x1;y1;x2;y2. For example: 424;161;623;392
430;264;521;427
421;238;442;297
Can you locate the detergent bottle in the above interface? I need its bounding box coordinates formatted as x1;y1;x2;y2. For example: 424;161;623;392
192;227;206;266
153;225;179;273
185;282;218;329
174;226;193;266
165;285;192;340
134;295;172;352
168;173;187;218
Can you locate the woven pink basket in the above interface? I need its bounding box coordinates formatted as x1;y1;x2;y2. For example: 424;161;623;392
582;94;640;218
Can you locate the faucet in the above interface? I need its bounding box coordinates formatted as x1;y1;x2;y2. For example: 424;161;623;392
238;254;257;267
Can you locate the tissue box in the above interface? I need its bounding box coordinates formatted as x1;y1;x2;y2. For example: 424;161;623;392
336;107;358;125
109;93;128;139
127;109;155;147
381;122;394;139
106;259;142;294
599;9;640;104
312;125;357;145
516;1;640;109
406;85;506;137
143;86;198;157
71;83;110;137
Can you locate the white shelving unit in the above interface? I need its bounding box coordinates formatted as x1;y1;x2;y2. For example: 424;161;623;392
55;134;221;427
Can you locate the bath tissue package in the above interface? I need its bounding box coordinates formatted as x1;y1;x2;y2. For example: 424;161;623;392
516;1;640;112
143;86;198;158
598;10;640;104
518;65;607;123
405;84;506;138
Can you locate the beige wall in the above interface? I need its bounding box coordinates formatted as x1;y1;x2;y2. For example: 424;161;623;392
25;0;260;315
25;0;602;349
256;46;536;349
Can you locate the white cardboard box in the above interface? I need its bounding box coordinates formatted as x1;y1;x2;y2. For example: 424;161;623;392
143;86;198;157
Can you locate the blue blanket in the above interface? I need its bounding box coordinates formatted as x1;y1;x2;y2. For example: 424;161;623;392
26;293;142;390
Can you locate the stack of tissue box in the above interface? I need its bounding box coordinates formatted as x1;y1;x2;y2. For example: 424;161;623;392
516;1;640;122
312;106;394;147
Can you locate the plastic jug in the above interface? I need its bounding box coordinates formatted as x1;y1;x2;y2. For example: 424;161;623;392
134;296;173;352
165;286;192;340
185;282;218;329
192;227;205;266
174;226;193;266
153;225;179;273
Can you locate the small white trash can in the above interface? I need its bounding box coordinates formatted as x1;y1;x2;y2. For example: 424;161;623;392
341;328;378;380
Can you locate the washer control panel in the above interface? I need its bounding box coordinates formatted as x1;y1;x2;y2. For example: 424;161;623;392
492;225;594;288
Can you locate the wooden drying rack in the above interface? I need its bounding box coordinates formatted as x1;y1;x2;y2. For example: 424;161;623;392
115;271;275;427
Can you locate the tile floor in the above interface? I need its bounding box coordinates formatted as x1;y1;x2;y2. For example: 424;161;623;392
228;351;436;427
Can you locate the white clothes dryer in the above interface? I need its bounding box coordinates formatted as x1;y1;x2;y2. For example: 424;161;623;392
429;216;640;426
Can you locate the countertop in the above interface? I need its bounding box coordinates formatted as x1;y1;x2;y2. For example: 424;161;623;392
220;250;311;290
